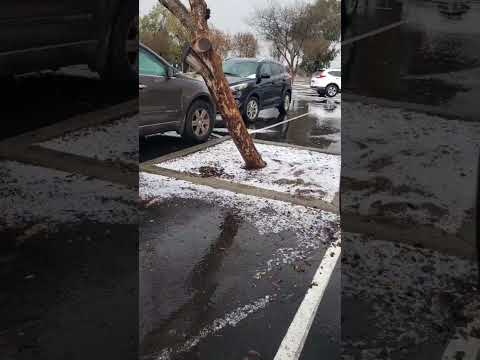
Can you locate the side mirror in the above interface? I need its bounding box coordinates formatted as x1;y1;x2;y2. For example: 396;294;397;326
167;67;175;78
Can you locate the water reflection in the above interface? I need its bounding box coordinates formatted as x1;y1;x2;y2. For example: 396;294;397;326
141;212;241;357
343;0;480;107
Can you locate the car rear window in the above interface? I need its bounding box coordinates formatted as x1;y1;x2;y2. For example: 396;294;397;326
223;60;258;78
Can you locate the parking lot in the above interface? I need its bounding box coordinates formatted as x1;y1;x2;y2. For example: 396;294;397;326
139;80;341;359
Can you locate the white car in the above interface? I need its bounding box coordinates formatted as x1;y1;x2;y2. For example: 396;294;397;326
311;69;341;97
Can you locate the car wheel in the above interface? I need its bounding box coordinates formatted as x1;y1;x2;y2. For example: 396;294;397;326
243;97;260;123
105;1;138;87
325;84;339;97
183;100;214;143
278;92;291;114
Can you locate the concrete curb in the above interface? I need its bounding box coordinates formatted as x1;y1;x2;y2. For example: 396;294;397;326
0;99;138;188
141;164;339;214
342;213;476;259
142;135;231;166
3;146;138;188
0;99;138;150
253;139;340;156
145;136;340;168
343;93;478;123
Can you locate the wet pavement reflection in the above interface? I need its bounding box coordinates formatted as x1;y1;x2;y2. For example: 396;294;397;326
140;199;333;360
343;0;480;117
342;0;480;357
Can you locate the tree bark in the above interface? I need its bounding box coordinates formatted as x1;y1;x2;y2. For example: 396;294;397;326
159;0;266;170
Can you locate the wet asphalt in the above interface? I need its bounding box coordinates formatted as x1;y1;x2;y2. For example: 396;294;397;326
343;0;480;118
139;84;341;359
342;0;480;357
139;199;339;360
1;67;139;359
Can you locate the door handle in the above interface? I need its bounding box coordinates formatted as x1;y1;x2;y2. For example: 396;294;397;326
139;84;147;90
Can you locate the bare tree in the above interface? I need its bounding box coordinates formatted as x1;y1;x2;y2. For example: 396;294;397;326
159;0;266;169
209;28;233;59
250;0;340;79
232;32;259;58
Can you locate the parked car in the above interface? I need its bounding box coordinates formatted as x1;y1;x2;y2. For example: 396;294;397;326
139;44;215;143
311;69;342;97
0;1;137;84
223;57;292;123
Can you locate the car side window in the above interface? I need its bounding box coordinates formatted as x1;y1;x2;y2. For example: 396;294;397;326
330;71;341;77
270;63;280;76
139;49;167;77
260;63;272;76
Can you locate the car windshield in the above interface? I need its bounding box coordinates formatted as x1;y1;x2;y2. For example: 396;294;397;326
223;60;258;78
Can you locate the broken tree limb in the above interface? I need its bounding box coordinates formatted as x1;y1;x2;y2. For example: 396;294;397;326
159;0;266;170
159;0;196;32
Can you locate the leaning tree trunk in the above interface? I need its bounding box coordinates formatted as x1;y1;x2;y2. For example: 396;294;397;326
159;0;266;169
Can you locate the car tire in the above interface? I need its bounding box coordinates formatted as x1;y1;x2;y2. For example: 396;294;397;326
104;0;138;88
325;84;339;97
182;100;214;143
278;91;291;114
242;96;260;123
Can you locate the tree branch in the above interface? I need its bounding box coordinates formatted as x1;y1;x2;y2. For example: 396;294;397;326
158;0;195;32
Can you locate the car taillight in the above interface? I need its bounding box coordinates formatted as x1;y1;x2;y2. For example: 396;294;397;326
316;72;326;78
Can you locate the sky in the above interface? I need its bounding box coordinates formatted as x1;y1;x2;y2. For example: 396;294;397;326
140;0;300;33
140;0;341;67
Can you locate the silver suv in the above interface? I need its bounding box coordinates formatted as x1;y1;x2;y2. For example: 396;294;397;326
139;44;216;143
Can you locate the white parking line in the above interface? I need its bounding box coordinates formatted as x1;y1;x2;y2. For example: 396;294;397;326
274;242;341;360
212;112;311;138
157;295;273;360
250;112;311;134
342;20;408;46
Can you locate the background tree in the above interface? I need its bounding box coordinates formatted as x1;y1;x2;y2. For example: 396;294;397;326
300;39;338;74
302;0;340;72
140;4;184;64
140;4;232;65
159;0;266;170
232;32;259;58
250;0;340;78
209;28;233;59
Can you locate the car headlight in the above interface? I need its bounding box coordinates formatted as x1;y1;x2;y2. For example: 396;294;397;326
230;83;249;92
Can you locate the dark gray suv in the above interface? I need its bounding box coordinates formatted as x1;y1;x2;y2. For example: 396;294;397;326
223;57;293;123
139;44;215;143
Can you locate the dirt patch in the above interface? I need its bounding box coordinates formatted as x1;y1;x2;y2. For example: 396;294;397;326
341;176;435;197
295;188;326;199
368;156;394;172
197;166;232;178
274;178;306;186
311;137;336;148
370;201;448;219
